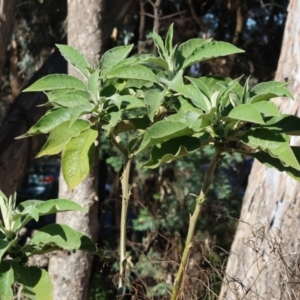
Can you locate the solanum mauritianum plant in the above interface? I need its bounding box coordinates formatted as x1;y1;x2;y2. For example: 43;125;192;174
0;190;99;299
18;24;300;299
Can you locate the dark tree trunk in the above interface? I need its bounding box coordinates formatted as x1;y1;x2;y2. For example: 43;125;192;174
220;1;300;299
0;51;66;197
0;0;17;79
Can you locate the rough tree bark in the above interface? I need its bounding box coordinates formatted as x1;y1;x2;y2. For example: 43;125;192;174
220;1;300;299
0;51;66;197
0;0;16;80
48;1;103;299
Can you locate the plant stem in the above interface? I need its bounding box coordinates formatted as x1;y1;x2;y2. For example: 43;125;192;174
171;149;222;300
118;156;132;293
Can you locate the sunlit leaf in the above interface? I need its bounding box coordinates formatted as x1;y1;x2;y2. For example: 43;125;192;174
182;41;244;69
0;262;14;300
144;89;166;121
23;74;87;92
228;103;265;124
62;128;98;189
16;108;72;138
100;44;134;74
144;136;201;168
105;65;158;83
56;44;91;77
37;120;90;157
240;129;300;170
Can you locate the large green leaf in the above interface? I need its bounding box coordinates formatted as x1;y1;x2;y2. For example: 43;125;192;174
37;120;90;157
30;224;82;251
250;148;300;181
62;128;98;189
181;41;244;69
14;265;53;300
252;101;280;117
14;199;85;231
228;104;265;124
144;89;166;121
240;129;300;170
100;44;134;74
23;74;87;92
105;65;158;83
161;71;210;111
256;115;300;135
46;89;91;102
175;38;211;70
144;136;201;168
134;120;194;155
0;262;14;300
17;108;72;138
56;44;91;78
250;81;293;103
48;93;93;109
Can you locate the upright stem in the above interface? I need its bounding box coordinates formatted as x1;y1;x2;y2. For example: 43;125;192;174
118;157;132;292
171;149;222;300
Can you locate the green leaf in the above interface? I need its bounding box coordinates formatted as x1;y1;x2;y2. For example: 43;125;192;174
165;23;174;56
152;31;167;61
0;239;16;261
181;41;244;69
144;89;166;121
14;265;53;300
240;129;300;170
134;120;194;155
37;120;90;157
14;199;86;231
105;65;158;83
30;224;82;251
175;38;211;70
250;148;300;181
16;108;72;138
140;57;169;70
62;128;98;189
228;104;265;124
56;44;91;77
257;115;300;135
102;111;122;135
100;44;134;74
46;89;91;102
144;136;201;168
0;262;14;300
23;74;87;92
108;95;144;110
68;105;93;128
161;71;209;111
250;81;293;103
48;93;93;109
185;76;211;99
76;232;98;253
252;101;280;117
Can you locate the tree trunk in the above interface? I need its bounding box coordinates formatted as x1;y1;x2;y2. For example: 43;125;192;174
48;1;103;299
0;0;16;80
0;51;66;197
220;1;300;299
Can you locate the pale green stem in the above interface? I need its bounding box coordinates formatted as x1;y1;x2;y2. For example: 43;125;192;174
118;157;132;293
171;149;221;300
